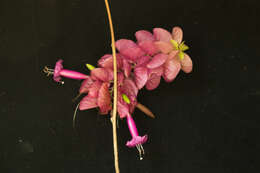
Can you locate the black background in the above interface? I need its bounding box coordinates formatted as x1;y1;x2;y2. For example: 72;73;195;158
0;0;260;172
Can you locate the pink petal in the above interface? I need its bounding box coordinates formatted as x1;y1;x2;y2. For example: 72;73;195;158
79;95;98;110
98;54;122;69
163;58;181;82
122;79;138;97
146;73;161;90
97;82;112;115
106;68;114;81
138;41;159;55
153;28;172;42
120;47;145;61
135;30;155;43
116;39;145;61
136;55;151;68
88;81;102;98
172;26;183;44
180;53;193;73
116;39;137;50
91;68;109;82
122;59;131;77
148;66;164;76
117;72;124;86
146;53;168;69
154;41;173;54
117;100;130;118
168;50;179;59
79;76;93;94
134;67;148;89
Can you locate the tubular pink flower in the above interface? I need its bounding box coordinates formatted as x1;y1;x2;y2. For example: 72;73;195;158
126;115;148;160
44;59;88;83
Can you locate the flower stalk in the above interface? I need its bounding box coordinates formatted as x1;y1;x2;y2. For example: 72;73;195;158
104;0;120;173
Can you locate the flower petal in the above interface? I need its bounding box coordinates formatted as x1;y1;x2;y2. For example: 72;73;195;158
79;76;93;94
163;58;181;82
148;66;164;76
117;72;124;86
122;79;138;97
88;81;102;98
120;47;145;61
134;67;148;89
146;53;168;69
117;100;130;118
122;59;131;77
53;59;63;82
116;39;145;61
79;95;98;110
91;68;109;82
154;41;173;54
98;54;122;69
180;53;193;73
138;41;159;55
172;26;183;44
98;82;112;115
135;30;155;43
146;73;161;90
136;55;151;68
153;28;172;42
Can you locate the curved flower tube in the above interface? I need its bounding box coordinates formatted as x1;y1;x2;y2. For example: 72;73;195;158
43;59;88;83
126;115;148;160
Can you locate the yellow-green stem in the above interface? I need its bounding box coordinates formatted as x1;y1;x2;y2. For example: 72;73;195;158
104;0;120;173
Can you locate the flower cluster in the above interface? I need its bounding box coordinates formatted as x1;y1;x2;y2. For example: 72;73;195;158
44;26;192;159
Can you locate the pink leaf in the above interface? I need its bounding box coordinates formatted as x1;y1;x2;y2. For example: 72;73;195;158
181;53;193;73
136;55;151;68
146;73;161;90
154;41;173;54
135;30;155;43
79;76;93;94
91;68;109;82
148;66;164;77
163;58;181;82
138;41;159;55
122;59;131;77
172;26;183;44
153;28;172;42
98;82;112;115
115;39;145;61
134;67;148;89
147;53;168;69
98;54;122;69
122;79;138;97
88;81;102;98
79;95;98;110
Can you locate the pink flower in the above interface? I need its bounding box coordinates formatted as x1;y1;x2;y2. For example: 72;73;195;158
154;27;193;73
117;78;138;118
126;115;148;160
43;59;89;83
115;39;145;62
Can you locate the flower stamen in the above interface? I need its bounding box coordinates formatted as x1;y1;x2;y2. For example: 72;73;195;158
136;144;145;160
43;66;54;76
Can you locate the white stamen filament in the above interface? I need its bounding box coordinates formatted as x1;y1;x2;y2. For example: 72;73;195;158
43;66;54;76
136;144;145;160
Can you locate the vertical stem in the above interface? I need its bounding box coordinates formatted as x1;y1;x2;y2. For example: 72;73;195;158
104;0;120;173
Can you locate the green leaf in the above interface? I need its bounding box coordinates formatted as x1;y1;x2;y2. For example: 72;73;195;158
86;64;95;70
179;51;185;60
179;41;189;51
122;94;130;104
170;39;179;50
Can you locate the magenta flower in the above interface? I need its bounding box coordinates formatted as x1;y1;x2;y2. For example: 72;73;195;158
44;59;89;83
126;115;148;160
